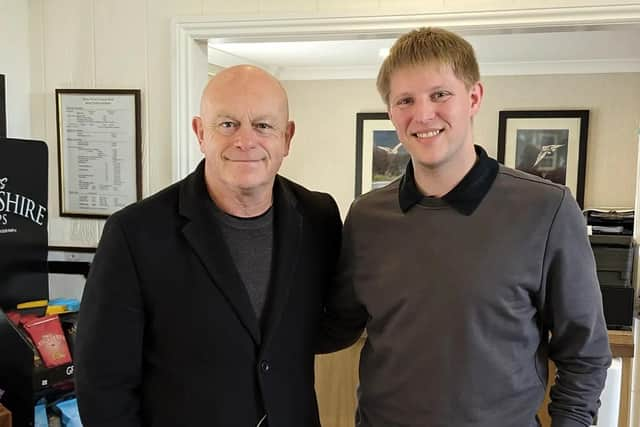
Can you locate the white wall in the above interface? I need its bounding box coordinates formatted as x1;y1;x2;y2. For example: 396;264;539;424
0;0;31;138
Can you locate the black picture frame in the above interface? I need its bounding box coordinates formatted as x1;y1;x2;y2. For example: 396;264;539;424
0;74;6;139
497;110;589;207
355;112;407;197
55;89;142;218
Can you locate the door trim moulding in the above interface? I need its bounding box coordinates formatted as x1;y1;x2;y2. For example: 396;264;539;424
171;5;640;181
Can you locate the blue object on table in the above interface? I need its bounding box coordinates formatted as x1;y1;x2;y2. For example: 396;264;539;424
48;298;81;312
55;398;83;427
34;399;47;427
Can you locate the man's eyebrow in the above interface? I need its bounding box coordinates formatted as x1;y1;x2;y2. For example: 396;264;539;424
391;91;412;99
213;113;237;121
251;114;278;122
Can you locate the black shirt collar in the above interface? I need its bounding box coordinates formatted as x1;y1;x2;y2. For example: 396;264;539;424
398;145;499;215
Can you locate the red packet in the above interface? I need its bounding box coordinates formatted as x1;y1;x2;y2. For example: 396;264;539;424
23;315;72;368
5;311;21;326
5;311;38;327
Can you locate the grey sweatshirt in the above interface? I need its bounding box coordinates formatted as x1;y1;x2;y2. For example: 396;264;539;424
320;152;611;427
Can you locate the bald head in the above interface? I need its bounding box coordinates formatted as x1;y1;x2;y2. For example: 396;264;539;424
200;65;290;120
191;64;296;215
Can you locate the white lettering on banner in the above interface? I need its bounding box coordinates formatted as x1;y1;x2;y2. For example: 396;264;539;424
0;177;47;228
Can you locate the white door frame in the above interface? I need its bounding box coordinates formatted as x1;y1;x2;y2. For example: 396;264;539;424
171;5;640;181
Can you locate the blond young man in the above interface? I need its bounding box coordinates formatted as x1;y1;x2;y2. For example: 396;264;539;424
320;28;611;427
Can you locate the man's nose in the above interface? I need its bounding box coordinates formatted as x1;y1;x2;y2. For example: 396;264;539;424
414;97;436;122
233;124;257;150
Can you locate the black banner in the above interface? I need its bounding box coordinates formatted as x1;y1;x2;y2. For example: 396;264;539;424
0;74;6;138
0;138;49;309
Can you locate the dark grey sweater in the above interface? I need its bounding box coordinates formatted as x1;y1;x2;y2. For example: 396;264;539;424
322;160;611;427
215;207;274;322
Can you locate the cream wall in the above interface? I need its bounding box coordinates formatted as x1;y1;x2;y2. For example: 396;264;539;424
12;0;640;423
283;73;640;214
24;0;640;245
0;0;30;138
480;74;640;209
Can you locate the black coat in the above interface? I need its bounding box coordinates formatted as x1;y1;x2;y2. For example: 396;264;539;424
75;162;342;427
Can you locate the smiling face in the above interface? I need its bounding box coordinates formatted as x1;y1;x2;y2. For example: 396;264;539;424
387;63;483;181
192;66;294;201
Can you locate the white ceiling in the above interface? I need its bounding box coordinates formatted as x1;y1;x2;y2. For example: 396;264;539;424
208;28;640;80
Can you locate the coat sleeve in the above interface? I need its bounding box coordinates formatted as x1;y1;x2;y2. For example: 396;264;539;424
316;207;368;354
542;190;612;427
75;214;144;427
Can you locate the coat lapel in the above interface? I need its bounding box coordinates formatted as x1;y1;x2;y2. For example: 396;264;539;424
261;178;303;347
178;162;261;345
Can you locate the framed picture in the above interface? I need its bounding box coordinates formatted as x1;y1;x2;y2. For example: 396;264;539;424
55;89;142;218
355;112;408;196
0;74;6;139
497;110;589;207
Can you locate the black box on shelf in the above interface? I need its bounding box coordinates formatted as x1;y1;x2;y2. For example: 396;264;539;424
588;235;636;330
585;209;634;235
600;286;634;330
589;234;634;287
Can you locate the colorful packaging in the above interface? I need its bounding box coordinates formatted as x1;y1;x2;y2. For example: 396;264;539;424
59;312;79;356
45;305;67;316
34;400;48;427
48;298;80;312
23;315;72;368
4;310;42;366
16;300;48;316
55;398;82;427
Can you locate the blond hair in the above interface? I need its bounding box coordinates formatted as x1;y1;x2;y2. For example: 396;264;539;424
377;27;480;105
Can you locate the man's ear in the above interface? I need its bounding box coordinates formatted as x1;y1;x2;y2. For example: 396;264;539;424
283;120;295;156
469;81;484;117
192;116;205;153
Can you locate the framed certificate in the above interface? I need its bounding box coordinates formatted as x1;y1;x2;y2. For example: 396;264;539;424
55;89;142;217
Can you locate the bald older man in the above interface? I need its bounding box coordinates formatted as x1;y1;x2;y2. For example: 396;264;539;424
75;65;342;427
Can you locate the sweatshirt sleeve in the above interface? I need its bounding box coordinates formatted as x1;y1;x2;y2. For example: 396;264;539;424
316;208;368;354
542;190;612;427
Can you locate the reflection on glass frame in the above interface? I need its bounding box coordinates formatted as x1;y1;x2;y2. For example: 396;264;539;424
355;112;408;196
497;110;589;208
55;89;142;218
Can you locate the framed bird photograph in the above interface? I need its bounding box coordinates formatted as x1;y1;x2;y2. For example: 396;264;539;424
355;112;408;197
497;110;589;207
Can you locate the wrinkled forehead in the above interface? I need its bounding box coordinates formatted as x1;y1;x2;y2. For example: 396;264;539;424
204;99;289;127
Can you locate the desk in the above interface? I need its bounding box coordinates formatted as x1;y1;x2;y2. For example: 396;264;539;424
610;330;634;427
316;330;634;427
